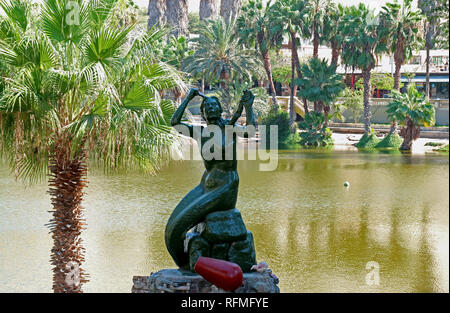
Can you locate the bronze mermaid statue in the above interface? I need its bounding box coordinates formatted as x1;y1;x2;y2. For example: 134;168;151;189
165;88;256;270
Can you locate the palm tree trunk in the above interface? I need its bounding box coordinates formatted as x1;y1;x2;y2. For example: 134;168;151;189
147;0;166;29
390;54;403;134
323;104;330;127
220;0;241;22
165;0;189;37
260;49;278;110
220;69;229;89
400;117;420;151
201;77;205;93
290;33;309;115
289;31;298;130
425;42;431;99
48;133;88;293
313;22;319;58
331;41;340;66
200;0;219;20
362;69;372;134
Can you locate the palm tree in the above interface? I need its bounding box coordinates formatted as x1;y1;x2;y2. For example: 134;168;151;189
220;0;242;23
380;0;423;134
200;0;219;20
296;58;344;127
165;0;189;37
323;3;345;66
184;18;262;90
269;0;310;128
0;0;185;292
418;0;440;98
148;0;165;29
308;0;331;59
386;84;435;151
340;4;389;137
237;0;279;109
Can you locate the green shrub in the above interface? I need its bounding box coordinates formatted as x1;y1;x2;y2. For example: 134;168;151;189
424;142;444;147
376;132;403;149
355;128;381;149
259;109;291;146
298;112;334;147
435;144;449;152
285;132;302;146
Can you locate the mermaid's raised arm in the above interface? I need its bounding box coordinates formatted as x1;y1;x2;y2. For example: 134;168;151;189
171;88;199;138
227;89;255;126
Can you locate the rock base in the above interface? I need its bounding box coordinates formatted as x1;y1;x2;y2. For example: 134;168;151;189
132;269;280;293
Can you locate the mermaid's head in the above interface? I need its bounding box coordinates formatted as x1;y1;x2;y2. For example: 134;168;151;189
200;96;223;124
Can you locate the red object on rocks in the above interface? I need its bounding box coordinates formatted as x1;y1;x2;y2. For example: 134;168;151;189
194;257;243;291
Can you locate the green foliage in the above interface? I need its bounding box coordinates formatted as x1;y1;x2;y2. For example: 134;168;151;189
355;128;381;148
376;132;403;149
386;84;436;127
322;2;345;59
380;0;423;64
435;144;449;152
339;3;389;72
356;73;399;92
160;35;194;70
210;80;270;118
296;58;344;105
268;0;310;47
424;141;444;146
418;0;449;49
340;88;363;122
0;0;186;181
237;0;277;53
298;112;333;146
285;132;302;146
183;18;262;87
272;65;292;86
259;109;291;145
188;12;200;34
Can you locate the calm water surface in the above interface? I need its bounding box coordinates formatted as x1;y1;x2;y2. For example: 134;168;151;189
0;150;448;292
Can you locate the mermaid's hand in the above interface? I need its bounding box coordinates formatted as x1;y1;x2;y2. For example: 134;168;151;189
240;89;254;107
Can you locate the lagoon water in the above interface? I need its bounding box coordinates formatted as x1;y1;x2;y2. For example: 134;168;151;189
0;150;448;292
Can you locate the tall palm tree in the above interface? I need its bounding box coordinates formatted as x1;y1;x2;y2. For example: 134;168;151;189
200;0;219;20
340;4;389;136
296;58;344;127
147;0;165;29
0;0;185;293
380;0;423;130
269;0;310;128
418;0;439;99
308;0;331;59
220;0;242;23
323;3;345;66
237;0;279;109
165;0;189;37
184;18;261;90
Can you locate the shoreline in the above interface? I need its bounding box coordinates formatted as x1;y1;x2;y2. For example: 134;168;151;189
332;133;449;154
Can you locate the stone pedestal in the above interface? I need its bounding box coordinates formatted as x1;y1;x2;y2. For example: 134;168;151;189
132;269;280;293
186;208;257;272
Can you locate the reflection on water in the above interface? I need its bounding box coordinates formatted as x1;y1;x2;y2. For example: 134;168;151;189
0;150;448;292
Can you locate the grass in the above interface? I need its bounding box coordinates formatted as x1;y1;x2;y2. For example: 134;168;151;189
355;129;381;149
434;144;449;153
376;133;403;149
424;142;444;147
